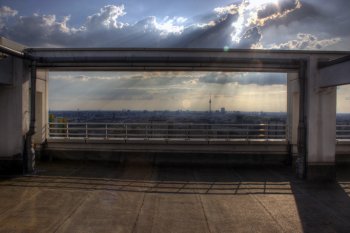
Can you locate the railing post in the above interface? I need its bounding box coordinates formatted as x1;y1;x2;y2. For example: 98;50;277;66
48;123;50;138
66;123;69;139
265;123;268;140
105;124;108;139
85;123;88;139
284;124;287;140
226;125;229;141
145;124;148;140
246;125;249;140
206;124;209;141
166;123;169;140
125;124;128;139
187;124;190;140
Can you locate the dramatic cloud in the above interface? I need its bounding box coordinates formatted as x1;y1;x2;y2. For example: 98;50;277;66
214;4;239;15
198;72;286;85
252;0;301;26
3;13;75;46
85;5;126;30
0;6;17;18
0;6;18;29
153;16;187;36
0;0;310;48
237;27;262;48
269;33;341;50
256;0;350;50
0;0;347;50
215;0;301;46
1;4;214;47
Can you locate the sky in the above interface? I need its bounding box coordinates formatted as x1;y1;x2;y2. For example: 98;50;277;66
1;0;350;112
1;0;350;49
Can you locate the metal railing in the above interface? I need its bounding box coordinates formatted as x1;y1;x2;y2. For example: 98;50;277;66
47;122;287;140
336;124;350;140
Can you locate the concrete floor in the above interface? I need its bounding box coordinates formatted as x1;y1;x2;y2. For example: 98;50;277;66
0;160;350;233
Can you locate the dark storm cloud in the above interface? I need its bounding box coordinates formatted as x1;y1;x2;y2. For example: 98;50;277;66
171;14;238;48
199;73;286;85
257;0;299;19
1;1;348;50
259;0;350;49
1;3;238;48
0;6;17;29
270;33;341;49
90;88;155;101
237;27;262;48
0;2;262;48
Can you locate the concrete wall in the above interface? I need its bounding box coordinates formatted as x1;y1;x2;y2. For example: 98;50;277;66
0;56;29;158
319;60;350;87
0;56;14;85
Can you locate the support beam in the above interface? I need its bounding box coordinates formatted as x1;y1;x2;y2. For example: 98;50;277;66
26;47;347;72
319;58;350;87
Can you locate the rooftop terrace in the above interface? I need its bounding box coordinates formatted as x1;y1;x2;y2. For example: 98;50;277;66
1;160;350;233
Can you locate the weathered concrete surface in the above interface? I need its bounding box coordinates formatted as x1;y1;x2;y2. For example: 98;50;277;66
0;160;350;233
0;56;29;159
319;59;350;88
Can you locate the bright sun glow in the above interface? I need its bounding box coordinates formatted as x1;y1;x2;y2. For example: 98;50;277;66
182;99;192;109
231;0;281;43
248;0;279;7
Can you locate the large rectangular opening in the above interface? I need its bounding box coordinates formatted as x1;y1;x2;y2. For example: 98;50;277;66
337;84;350;140
48;71;287;141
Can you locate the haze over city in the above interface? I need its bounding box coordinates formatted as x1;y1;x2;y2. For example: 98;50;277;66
49;71;288;112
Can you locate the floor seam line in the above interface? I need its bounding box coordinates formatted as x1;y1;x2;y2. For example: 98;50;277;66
0;188;42;220
192;169;213;233
52;192;92;233
131;162;156;233
231;168;285;232
250;193;286;232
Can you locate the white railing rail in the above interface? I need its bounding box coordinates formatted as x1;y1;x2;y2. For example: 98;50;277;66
47;122;287;140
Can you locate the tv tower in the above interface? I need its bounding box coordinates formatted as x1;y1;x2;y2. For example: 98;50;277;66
209;95;212;113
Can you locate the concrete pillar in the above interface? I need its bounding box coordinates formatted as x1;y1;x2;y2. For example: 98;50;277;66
306;56;337;181
33;69;49;145
0;55;30;172
287;72;300;163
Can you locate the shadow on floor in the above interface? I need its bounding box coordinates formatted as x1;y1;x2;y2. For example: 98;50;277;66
1;159;350;232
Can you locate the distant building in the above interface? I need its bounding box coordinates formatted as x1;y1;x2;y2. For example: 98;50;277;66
221;107;226;114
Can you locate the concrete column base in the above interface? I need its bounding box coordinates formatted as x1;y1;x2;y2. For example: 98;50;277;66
307;163;336;182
